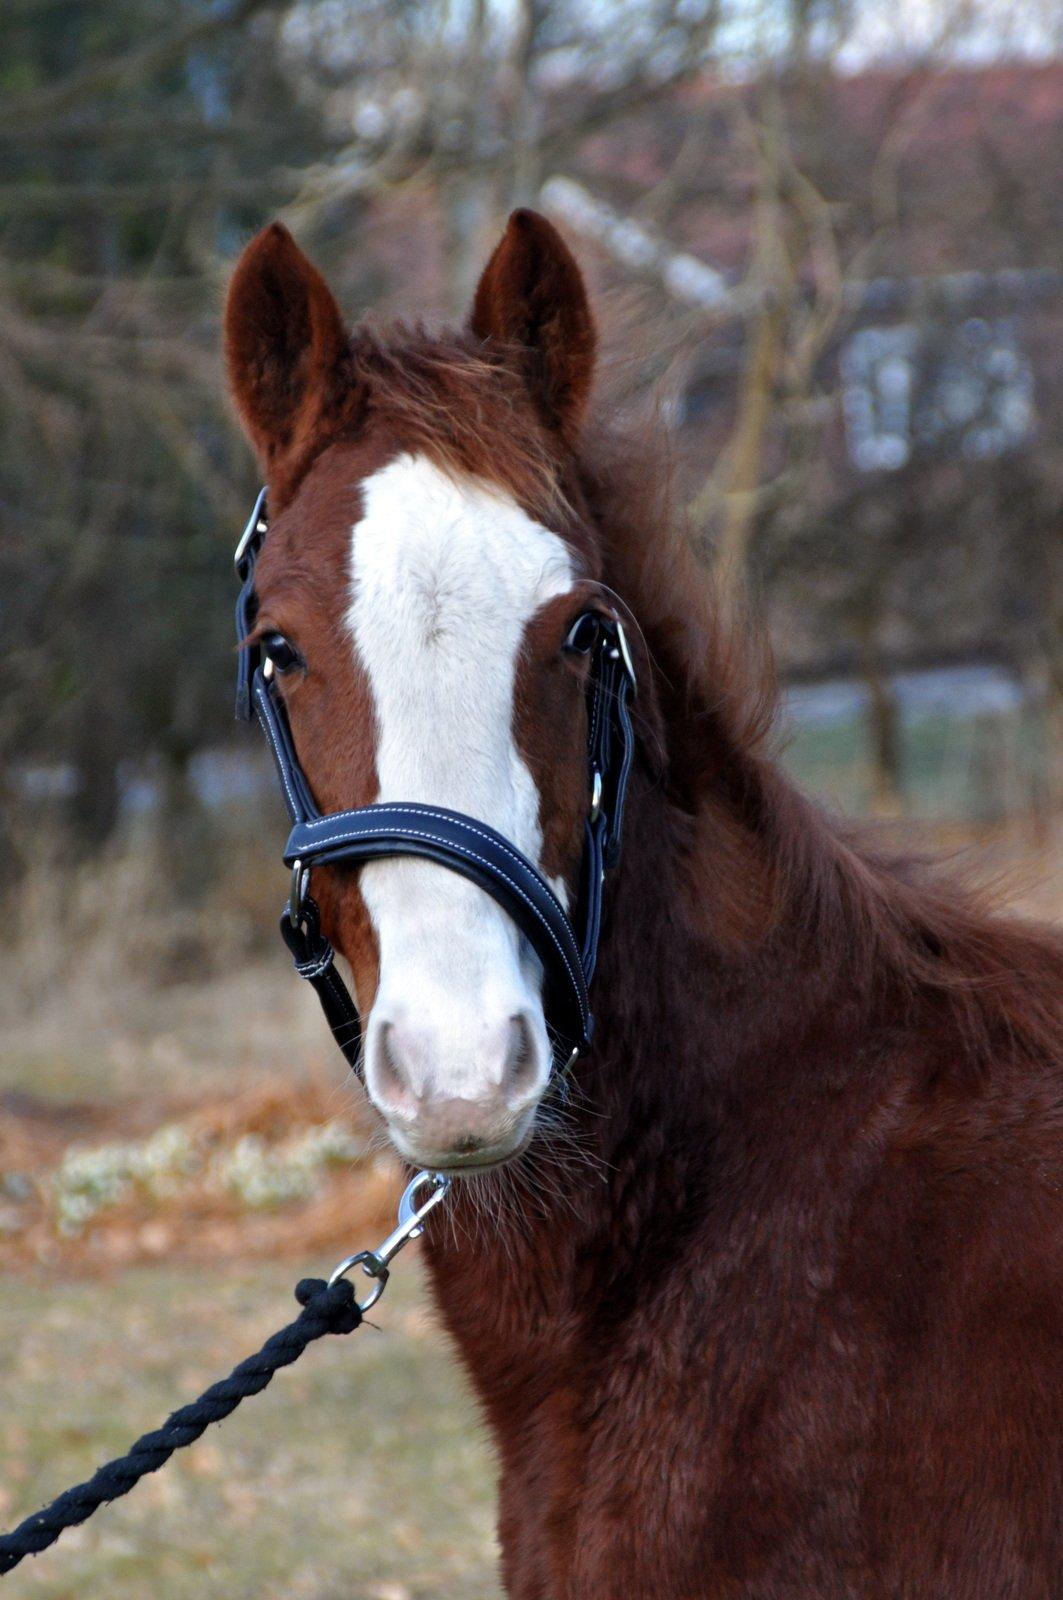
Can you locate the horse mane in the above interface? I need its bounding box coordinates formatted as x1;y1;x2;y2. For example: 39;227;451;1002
574;402;1063;1075
344;320;1062;1071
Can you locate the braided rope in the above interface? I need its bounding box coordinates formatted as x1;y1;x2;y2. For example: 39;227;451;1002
0;1276;362;1576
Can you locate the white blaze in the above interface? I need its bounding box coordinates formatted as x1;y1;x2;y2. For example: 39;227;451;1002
347;453;574;1112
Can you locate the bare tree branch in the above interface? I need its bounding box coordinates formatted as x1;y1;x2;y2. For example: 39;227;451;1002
0;0;284;128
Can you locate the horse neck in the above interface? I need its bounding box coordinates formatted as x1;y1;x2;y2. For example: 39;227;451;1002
430;737;871;1289
578;758;837;1157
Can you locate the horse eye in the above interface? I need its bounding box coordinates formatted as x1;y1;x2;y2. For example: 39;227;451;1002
261;632;303;674
563;613;601;656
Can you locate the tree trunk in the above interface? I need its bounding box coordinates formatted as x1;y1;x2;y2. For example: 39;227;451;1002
856;620;903;817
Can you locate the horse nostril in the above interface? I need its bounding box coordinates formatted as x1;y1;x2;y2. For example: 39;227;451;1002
372;1021;417;1114
502;1013;540;1101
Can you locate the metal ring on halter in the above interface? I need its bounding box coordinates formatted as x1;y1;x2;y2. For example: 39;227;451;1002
589;769;603;823
611;618;637;689
233;485;268;575
328;1249;390;1312
289;859;310;926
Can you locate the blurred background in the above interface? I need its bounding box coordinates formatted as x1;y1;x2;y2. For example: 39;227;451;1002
1;1;1060;1595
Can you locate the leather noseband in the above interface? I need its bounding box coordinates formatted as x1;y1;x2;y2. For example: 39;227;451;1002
234;487;636;1077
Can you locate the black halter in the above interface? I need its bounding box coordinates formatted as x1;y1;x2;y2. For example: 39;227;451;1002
234;487;636;1076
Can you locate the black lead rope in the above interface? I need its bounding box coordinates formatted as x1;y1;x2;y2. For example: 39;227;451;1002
234;486;637;1078
0;1278;362;1577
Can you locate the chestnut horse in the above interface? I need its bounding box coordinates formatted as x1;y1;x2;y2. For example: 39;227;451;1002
225;212;1062;1598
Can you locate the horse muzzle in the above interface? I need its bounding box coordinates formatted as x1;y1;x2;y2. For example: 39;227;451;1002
363;999;549;1170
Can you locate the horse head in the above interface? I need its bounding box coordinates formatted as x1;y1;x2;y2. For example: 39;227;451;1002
225;212;618;1172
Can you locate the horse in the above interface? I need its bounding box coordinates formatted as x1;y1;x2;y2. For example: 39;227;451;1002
224;210;1063;1599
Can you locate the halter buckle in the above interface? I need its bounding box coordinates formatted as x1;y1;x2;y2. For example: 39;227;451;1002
289;858;309;926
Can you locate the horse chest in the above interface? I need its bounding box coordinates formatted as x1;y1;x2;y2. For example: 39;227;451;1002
428;1232;890;1598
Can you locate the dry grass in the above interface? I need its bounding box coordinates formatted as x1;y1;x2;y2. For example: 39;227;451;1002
0;1075;401;1276
0;828;409;1274
0;1257;502;1600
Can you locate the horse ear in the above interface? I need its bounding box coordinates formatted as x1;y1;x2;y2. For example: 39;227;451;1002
469;209;596;441
225;222;350;474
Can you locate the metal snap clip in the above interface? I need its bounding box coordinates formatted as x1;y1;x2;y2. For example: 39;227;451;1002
328;1170;451;1312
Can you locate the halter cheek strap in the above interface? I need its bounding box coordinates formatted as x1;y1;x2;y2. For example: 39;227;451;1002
234;488;636;1075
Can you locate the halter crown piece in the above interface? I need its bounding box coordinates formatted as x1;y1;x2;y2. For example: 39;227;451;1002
235;488;636;1077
